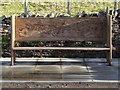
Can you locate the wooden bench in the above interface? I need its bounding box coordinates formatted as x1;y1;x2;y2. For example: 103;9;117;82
11;15;113;66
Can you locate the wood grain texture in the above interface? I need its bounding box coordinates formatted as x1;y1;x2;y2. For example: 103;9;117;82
15;17;107;42
107;15;112;65
11;15;15;48
13;47;110;50
11;15;16;66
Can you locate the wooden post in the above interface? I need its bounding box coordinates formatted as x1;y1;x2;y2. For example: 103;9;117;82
107;15;112;66
11;50;15;66
11;15;16;66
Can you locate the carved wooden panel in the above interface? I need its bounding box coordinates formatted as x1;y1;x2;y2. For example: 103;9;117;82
15;17;107;42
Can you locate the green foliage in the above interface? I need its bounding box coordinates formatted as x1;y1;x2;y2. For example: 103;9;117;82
0;2;114;16
0;2;24;16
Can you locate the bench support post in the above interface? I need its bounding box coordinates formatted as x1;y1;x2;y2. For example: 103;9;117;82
11;50;15;65
11;15;15;66
107;15;112;66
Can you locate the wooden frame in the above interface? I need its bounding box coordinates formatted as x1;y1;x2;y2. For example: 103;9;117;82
11;15;15;66
11;15;113;66
107;15;113;66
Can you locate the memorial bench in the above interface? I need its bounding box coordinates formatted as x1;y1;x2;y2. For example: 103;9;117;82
11;15;113;66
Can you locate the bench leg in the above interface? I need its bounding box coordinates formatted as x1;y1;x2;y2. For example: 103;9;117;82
11;50;15;66
107;51;112;66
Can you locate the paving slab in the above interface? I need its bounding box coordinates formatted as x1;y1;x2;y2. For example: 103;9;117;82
35;65;61;73
36;58;61;62
61;59;92;81
32;72;62;81
2;61;11;66
61;58;83;62
2;66;11;72
1;58;84;62
62;65;87;74
85;58;119;82
9;66;35;73
84;58;107;62
2;65;36;81
0;58;119;82
1;58;42;62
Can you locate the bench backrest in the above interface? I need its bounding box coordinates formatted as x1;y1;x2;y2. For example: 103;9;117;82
13;16;108;42
11;15;112;48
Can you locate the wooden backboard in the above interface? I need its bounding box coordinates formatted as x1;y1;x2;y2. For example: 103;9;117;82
15;17;107;42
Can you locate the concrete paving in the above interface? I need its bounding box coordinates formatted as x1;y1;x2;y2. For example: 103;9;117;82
0;58;119;82
85;58;119;82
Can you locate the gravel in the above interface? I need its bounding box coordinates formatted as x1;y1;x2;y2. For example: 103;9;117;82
1;82;119;88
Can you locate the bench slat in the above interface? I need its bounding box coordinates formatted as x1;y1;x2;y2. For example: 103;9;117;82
13;47;110;50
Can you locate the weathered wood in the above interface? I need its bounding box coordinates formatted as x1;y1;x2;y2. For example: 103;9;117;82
11;15;15;48
15;17;107;42
107;15;112;66
11;15;113;65
11;50;15;65
13;47;110;50
11;15;16;66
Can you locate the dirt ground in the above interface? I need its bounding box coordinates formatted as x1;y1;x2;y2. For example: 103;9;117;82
1;82;119;88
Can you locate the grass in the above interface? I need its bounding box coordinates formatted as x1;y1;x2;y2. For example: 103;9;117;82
0;2;116;16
